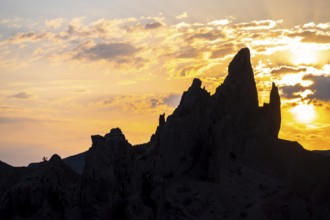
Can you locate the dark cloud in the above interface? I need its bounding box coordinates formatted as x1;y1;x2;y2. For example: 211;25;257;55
281;74;330;101
280;84;305;99
9;31;55;44
74;43;138;61
163;94;181;108
9;92;32;99
303;74;330;101
9;32;40;43
288;30;330;43
150;98;159;108
271;66;307;74
145;22;162;29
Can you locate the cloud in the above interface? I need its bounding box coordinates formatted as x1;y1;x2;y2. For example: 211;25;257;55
271;66;307;75
98;93;180;113
178;64;205;78
163;94;181;108
176;12;188;19
145;22;162;29
211;45;234;59
0;18;23;29
208;19;232;26
303;74;330;101
45;18;64;29
150;98;159;108
233;20;280;30
281;84;306;98
8;31;55;44
74;42;138;62
288;30;330;43
280;73;330;102
1;17;330;93
177;47;199;58
187;30;225;42
9;92;33;99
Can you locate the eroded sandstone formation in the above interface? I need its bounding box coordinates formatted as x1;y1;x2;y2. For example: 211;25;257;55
1;48;330;220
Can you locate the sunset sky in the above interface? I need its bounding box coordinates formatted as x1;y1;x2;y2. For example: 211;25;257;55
1;0;329;166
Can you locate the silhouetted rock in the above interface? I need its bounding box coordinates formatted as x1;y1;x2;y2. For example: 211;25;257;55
269;82;281;137
0;154;78;219
260;82;281;138
0;161;32;200
219;47;258;112
62;151;86;174
1;47;330;220
79;128;138;219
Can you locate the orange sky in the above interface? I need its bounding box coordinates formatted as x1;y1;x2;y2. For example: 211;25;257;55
0;1;330;166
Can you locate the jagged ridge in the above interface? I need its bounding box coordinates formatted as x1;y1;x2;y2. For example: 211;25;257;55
1;48;330;220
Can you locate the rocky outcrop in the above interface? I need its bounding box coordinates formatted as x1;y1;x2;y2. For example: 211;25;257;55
225;47;258;111
62;151;86;174
260;82;281;138
1;47;330;220
269;82;281;137
79;128;133;219
0;154;79;219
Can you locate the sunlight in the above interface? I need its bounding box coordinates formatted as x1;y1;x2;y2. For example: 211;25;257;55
279;73;303;86
290;103;316;123
290;44;319;65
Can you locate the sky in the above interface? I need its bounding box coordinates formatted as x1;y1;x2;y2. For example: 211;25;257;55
0;0;329;166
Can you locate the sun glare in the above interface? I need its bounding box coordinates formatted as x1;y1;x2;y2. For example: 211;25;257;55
290;45;319;65
279;73;303;86
290;104;316;123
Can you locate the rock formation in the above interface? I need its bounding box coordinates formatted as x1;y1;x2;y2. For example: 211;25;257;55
0;154;79;219
1;48;330;220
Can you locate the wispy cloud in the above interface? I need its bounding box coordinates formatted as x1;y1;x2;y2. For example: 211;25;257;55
97;93;181;114
9;92;34;99
73;42;138;62
271;66;307;75
233;20;281;30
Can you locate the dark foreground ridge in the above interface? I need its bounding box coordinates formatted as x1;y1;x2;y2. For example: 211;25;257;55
1;48;330;219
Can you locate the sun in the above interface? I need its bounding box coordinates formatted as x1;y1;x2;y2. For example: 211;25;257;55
290;44;319;65
290;103;316;123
